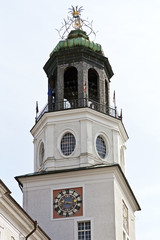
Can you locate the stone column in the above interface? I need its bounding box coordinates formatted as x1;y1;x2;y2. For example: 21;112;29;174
76;62;88;107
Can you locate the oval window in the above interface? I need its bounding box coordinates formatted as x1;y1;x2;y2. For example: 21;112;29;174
96;136;106;159
61;133;76;156
39;142;44;165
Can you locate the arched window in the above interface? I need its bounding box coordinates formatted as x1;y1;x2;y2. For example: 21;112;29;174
88;69;99;102
39;142;44;166
64;67;78;103
49;75;56;99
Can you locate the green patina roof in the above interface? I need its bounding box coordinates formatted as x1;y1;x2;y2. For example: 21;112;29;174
50;29;103;56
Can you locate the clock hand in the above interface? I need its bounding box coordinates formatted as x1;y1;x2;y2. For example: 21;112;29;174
65;199;77;204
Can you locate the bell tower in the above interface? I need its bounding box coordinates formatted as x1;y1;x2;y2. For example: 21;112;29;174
33;27;124;173
16;6;140;240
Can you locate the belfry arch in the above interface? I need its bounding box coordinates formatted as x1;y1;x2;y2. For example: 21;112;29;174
48;70;57;111
88;68;99;103
64;67;78;103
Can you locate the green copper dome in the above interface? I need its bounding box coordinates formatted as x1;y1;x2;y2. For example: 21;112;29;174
50;29;103;56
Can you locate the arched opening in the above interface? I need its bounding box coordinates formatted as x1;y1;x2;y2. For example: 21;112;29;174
64;67;78;107
88;69;99;102
48;70;57;111
49;77;55;98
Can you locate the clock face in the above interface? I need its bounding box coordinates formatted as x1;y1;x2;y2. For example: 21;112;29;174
53;188;82;218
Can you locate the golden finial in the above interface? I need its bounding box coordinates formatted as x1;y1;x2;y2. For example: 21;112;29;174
68;6;84;29
69;6;83;18
56;6;96;40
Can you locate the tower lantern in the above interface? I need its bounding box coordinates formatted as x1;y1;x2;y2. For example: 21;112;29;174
16;6;140;240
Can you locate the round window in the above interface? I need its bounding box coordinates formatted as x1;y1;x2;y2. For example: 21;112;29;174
61;132;76;156
96;136;106;159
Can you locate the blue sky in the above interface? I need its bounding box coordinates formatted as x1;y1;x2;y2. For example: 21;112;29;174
0;1;160;239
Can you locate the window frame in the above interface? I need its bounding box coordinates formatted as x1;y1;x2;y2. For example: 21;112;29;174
77;221;91;240
39;141;44;166
94;132;110;161
58;129;77;158
96;135;106;159
74;218;93;240
61;132;76;156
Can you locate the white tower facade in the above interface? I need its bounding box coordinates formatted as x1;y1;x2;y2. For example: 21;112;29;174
16;9;140;240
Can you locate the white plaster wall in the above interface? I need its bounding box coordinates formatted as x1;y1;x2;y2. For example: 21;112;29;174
24;187;74;240
84;181;115;240
0;214;22;240
114;178;136;240
31;109;128;173
22;168;117;240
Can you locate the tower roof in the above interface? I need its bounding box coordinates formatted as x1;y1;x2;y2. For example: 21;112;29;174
50;29;103;56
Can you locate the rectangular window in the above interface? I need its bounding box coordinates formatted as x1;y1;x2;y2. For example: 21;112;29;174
78;221;91;240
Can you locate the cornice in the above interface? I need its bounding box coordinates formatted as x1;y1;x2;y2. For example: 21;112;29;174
31;108;128;141
15;164;140;212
